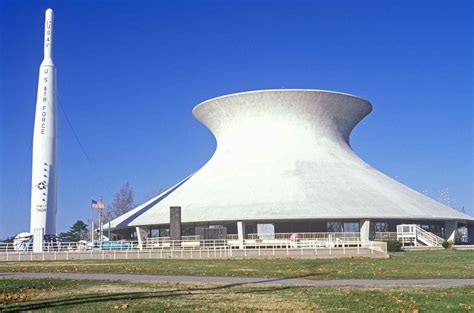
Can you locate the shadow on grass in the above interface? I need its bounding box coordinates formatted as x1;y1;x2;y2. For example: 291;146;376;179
0;274;319;311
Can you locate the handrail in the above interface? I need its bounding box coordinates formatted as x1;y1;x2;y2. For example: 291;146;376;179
415;226;444;246
396;224;443;247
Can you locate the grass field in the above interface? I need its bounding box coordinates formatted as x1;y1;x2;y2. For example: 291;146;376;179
1;251;473;311
1;250;473;280
1;278;473;312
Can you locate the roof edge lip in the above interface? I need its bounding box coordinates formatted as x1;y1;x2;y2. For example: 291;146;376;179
127;215;474;228
192;89;371;114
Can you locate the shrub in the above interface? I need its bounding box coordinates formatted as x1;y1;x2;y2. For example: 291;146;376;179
442;240;452;249
386;240;402;252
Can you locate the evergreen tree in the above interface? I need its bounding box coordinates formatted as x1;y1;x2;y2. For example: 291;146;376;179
59;220;89;241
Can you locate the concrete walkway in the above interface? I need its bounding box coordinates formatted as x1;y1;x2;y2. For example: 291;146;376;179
2;272;474;287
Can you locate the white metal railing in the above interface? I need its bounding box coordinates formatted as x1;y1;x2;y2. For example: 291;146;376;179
0;240;387;262
0;240;139;253
372;232;397;241
1;232;366;253
247;232;361;242
396;224;444;247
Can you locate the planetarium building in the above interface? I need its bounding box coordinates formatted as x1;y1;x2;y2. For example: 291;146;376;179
107;90;474;245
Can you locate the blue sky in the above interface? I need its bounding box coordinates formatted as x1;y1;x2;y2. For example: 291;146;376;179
0;0;472;239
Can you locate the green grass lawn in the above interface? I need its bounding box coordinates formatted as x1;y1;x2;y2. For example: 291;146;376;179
1;278;473;312
0;250;473;280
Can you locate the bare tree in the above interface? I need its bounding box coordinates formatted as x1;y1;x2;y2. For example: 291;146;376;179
108;182;135;219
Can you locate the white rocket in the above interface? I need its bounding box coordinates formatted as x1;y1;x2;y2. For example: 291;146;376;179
30;8;58;238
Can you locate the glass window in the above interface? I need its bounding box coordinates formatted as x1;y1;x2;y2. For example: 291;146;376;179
182;225;195;236
209;224;224;229
159;227;170;237
150;228;160;238
245;223;257;235
374;222;388;232
257;224;275;240
327;222;343;232
343;222;360;233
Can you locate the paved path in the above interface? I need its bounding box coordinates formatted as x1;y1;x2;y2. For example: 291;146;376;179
2;272;474;287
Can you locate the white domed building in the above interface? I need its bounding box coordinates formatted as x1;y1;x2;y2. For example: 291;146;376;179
107;90;474;245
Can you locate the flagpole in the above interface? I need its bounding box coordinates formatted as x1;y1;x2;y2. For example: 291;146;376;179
89;203;92;243
99;196;103;247
91;221;94;244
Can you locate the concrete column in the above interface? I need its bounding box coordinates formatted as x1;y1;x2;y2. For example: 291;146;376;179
170;206;182;241
360;219;370;243
135;226;148;250
467;225;474;244
237;221;245;249
445;220;458;243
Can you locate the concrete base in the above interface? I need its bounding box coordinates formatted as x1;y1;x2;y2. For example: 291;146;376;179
402;246;445;252
453;245;474;250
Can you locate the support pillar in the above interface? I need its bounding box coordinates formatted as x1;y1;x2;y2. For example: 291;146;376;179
360;219;370;244
170;206;182;242
237;221;245;249
445;220;458;243
135;226;148;250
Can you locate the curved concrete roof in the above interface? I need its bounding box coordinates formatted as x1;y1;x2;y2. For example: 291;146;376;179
110;89;473;229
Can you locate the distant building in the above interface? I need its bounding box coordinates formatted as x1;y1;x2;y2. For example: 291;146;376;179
106;90;474;244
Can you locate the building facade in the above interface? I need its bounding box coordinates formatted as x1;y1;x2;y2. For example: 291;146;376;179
107;90;474;244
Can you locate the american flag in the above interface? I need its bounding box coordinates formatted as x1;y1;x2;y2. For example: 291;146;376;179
91;199;105;209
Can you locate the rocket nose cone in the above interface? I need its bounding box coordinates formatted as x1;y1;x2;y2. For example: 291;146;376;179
46;8;54;18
